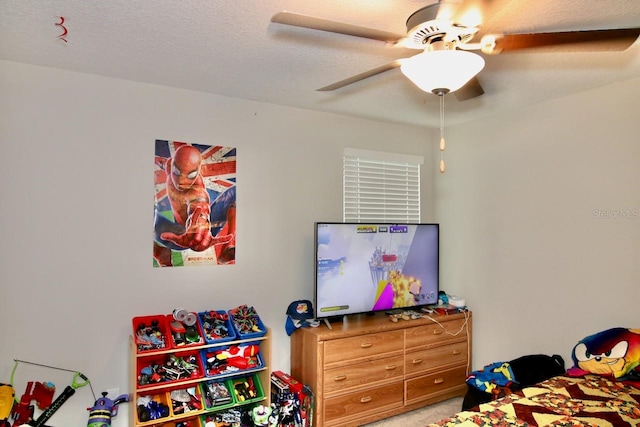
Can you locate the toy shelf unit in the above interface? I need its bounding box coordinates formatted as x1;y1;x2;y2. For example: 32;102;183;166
130;310;271;427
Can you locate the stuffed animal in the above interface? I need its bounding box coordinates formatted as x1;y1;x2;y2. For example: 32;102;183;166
567;327;640;382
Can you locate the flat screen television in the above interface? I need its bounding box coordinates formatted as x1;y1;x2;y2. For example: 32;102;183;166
314;222;439;320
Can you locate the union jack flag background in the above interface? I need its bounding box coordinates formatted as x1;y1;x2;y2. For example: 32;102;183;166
154;139;237;267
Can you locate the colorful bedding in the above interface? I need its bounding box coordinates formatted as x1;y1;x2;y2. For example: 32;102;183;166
428;375;640;426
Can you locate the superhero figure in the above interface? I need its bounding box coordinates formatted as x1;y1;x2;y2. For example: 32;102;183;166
154;145;235;266
569;327;640;381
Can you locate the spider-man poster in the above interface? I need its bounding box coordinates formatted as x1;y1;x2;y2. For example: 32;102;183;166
153;140;236;267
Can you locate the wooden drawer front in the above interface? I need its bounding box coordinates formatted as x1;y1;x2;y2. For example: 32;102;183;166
405;318;468;348
405;341;468;376
405;366;468;405
324;330;404;365
324;354;404;395
324;380;404;424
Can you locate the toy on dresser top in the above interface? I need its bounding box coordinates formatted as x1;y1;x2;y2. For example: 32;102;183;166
386;303;467;321
438;291;466;308
430;291;468;314
432;306;461;315
387;310;423;322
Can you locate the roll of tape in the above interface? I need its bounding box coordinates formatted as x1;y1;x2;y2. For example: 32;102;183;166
173;308;188;322
184;313;197;326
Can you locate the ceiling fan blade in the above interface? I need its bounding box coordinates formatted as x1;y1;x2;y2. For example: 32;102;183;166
271;11;404;43
317;61;403;91
489;28;640;53
454;77;485;101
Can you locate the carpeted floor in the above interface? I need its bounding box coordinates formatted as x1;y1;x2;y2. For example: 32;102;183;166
362;397;463;427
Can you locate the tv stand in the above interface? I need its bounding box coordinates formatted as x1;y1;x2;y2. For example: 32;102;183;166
321;314;351;329
291;311;472;427
323;318;332;330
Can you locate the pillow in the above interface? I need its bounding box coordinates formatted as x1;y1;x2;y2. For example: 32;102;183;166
567;327;640;382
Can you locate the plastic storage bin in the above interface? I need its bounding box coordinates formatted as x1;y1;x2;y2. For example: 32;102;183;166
136;391;171;424
168;385;205;418
200;342;263;378
231;374;264;406
146;418;200;427
200;379;236;411
133;314;170;353
155;421;199;427
137;350;204;388
199;406;251;427
166;312;205;348
228;305;267;339
197;310;236;344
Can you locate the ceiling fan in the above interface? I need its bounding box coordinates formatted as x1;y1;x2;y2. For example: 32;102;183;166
271;0;640;101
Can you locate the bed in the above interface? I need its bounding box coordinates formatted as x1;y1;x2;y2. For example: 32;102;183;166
429;374;640;426
429;327;640;426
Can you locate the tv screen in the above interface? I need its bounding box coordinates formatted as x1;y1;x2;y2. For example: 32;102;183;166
314;222;439;319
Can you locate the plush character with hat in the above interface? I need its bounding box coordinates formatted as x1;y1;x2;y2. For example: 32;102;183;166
285;300;318;336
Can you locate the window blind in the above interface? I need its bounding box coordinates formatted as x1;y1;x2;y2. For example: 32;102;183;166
343;148;423;223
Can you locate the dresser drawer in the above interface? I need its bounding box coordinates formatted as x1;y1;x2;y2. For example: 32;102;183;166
324;330;404;365
405;341;468;376
324;380;404;425
405;318;468;349
324;354;404;395
405;366;468;405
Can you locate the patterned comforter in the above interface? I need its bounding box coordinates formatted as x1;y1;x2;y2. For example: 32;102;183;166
429;375;640;426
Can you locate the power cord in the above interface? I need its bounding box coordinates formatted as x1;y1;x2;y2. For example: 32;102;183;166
423;310;472;375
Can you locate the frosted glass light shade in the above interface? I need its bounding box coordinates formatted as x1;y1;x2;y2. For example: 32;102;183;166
400;49;485;94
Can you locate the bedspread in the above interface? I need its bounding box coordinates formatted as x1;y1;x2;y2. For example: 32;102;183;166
428;375;640;426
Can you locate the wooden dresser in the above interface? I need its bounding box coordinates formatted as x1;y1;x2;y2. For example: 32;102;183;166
290;311;471;427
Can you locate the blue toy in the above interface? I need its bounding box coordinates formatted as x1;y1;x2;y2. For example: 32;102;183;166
86;391;129;427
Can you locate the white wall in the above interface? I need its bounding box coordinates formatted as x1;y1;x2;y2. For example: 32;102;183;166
3;59;638;425
0;60;436;425
436;76;640;370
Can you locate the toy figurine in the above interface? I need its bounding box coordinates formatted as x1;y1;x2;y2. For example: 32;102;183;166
86;391;129;427
251;405;272;426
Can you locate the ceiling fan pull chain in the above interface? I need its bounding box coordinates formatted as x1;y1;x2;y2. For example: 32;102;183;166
439;94;446;174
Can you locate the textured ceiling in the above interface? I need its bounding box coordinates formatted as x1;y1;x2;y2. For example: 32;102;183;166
2;0;640;128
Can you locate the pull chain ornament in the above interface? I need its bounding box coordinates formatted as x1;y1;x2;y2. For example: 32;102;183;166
439;93;446;173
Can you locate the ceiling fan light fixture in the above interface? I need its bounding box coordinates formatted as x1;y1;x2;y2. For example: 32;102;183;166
400;49;485;94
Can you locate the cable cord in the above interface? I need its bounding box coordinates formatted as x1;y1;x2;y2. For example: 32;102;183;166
424;309;470;336
424;310;472;375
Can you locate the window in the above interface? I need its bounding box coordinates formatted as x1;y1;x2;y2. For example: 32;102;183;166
343;148;423;223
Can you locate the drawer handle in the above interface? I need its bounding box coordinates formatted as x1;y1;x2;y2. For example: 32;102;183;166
433;378;444;384
333;375;347;382
453;349;462;355
432;329;443;335
412;358;423;365
360;396;372;403
385;364;397;370
360;342;373;348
